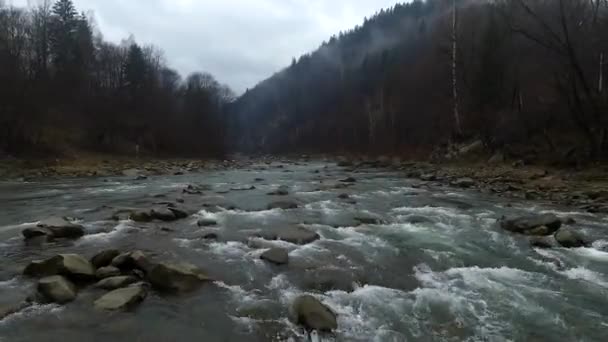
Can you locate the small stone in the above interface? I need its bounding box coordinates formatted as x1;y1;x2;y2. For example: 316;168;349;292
292;295;337;332
96;266;122;279
260;248;289;265
95;276;139;290
94;285;147;311
91;249;121;268
37;276;77;304
148;262;211;293
555;229;588;248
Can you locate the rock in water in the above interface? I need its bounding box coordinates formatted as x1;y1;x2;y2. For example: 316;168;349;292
554;229;588;248
22;217;85;240
37;276;77;304
95;276;138;290
197;218;218;227
94;285;147;311
500;214;562;235
260;248;289;265
24;254;95;280
292;295;337;332
276;227;320;245
530;236;559;249
129;210;153;222
148;262;211;292
96;266;121;279
91;249;121;268
268;201;299;210
150;208;177;222
452;178;475;188
340;177;357;183
111;251;151;273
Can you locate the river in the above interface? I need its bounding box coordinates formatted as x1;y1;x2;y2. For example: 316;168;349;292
0;161;607;341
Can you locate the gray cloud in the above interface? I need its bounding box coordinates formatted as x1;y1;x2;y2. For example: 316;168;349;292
11;0;400;93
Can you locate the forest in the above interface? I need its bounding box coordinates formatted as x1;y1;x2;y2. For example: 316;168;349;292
0;0;233;157
233;0;608;162
2;0;608;162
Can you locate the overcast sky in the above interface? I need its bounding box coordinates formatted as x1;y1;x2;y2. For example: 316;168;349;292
12;0;400;93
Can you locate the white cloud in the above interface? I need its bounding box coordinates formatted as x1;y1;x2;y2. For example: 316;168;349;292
9;0;401;93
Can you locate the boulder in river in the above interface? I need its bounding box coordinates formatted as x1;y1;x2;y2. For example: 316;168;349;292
148;262;211;293
530;236;559;249
292;295;337;332
554;229;588;248
268;201;299;210
22;217;85;241
260;248;289;265
94;285;147;311
96;266;122;279
197;218;218;227
95;276;139;290
111;251;151;273
130;210;153;222
37;275;77;304
500;214;562;236
340;177;357;183
354;217;384;225
151;208;177;222
260;227;320;245
91;249;121;268
24;254;95;280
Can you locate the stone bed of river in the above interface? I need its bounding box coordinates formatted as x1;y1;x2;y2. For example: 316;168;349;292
0;161;607;341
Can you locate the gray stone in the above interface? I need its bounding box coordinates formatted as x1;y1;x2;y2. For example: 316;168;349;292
94;285;147;311
197;218;218;227
148;262;211;292
530;236;559;249
270;227;320;245
355;217;384;225
555;229;588;248
111;251;151;273
260;248;289;265
95;276;139;290
23;217;85;240
37;276;77;304
292;295;337;332
91;249;121;268
151;208;177;222
130;210;153;222
24;254;95;280
268;201;299;210
96;266;122;279
500;214;562;235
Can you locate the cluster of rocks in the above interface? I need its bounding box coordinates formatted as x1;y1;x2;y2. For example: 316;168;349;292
21;250;211;311
499;214;590;248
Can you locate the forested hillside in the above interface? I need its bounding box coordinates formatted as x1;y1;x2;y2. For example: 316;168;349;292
233;0;608;161
0;0;233;157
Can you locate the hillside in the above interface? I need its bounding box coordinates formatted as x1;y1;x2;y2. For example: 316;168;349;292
232;0;608;162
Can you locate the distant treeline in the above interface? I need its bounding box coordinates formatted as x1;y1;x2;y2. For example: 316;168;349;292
232;0;608;161
0;0;233;157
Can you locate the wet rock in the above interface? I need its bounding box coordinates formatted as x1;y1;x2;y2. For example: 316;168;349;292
91;249;121;268
260;248;289;265
530;236;559;249
267;227;320;245
201;232;219;240
337;161;353;167
268;201;299;210
355;217;384;225
95;276;139;290
96;266;122;279
554;229;588;248
292;295;337;332
151;208;177;222
167;206;191;219
37;276;77;304
337;193;350;199
500;214;562;236
22;217;85;240
452;178;475;188
24;254;95;280
340;177;357;183
0;301;30;320
197;218;218;227
129;210;153;222
94;285;147;311
111;251;151;273
148;262;211;293
403;215;434;224
268;185;289;196
524;226;551;236
303;268;360;293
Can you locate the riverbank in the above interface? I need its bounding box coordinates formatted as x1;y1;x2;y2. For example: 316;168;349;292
2;155;608;213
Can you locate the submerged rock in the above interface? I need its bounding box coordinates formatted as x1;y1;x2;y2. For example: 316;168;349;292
91;249;121;268
340;177;357;183
354;217;384;225
37;275;77;304
24;254;95;280
530;236;559;249
268;227;320;245
95;276;139;290
292;295;337;332
94;285;147;311
554;229;588;248
260;248;289;265
148;262;211;292
500;214;562;236
197;218;218;227
268;185;289;196
150;207;177;222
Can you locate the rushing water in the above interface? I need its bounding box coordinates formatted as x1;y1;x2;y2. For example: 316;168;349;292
0;161;607;341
